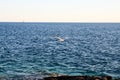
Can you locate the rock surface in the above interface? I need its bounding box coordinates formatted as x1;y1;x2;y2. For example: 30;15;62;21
44;76;115;80
0;75;120;80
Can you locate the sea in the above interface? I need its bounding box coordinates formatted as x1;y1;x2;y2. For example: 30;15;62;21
0;22;120;78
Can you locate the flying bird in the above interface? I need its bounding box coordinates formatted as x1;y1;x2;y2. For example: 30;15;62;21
54;36;64;42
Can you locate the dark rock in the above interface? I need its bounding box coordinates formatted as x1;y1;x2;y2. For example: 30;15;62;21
44;76;113;80
0;75;118;80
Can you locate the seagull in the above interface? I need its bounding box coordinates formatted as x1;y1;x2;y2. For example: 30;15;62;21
54;36;64;42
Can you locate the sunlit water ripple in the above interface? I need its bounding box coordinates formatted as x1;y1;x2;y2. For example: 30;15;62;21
0;23;120;78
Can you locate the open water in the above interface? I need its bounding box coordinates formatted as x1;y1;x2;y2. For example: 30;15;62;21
0;23;120;78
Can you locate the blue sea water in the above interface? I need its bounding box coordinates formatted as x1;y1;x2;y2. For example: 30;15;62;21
0;22;120;78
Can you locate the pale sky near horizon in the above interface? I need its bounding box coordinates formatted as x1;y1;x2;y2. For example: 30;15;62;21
0;0;120;22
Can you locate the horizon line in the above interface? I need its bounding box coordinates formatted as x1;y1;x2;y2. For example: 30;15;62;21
0;21;120;23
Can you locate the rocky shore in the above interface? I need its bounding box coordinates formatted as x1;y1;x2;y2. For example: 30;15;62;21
44;73;120;80
45;76;116;80
0;75;120;80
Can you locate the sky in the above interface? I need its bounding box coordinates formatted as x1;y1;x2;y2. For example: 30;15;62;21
0;0;120;22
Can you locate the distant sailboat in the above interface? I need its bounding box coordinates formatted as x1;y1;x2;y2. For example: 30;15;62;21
54;36;64;42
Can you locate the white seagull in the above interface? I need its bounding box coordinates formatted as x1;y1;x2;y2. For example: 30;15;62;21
54;36;64;42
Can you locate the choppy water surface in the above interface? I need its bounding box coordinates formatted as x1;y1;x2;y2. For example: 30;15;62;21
0;23;120;78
